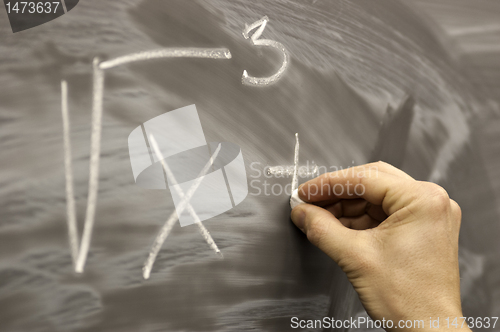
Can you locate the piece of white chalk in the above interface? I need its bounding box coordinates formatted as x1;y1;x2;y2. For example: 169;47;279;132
290;189;306;209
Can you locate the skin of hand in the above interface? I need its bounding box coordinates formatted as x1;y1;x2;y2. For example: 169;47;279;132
291;162;470;332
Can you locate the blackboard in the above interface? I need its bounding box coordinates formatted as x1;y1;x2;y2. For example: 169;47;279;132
0;0;498;331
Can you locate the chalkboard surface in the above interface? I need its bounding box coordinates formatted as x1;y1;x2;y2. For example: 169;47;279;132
0;1;498;331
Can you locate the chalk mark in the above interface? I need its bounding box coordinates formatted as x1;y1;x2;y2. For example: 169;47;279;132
60;0;67;13
149;135;222;256
242;16;289;86
291;133;300;192
61;80;79;267
142;139;221;280
267;165;318;177
99;48;232;70
68;48;231;274
75;58;105;273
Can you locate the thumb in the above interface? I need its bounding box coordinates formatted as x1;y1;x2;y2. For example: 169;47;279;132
291;204;357;262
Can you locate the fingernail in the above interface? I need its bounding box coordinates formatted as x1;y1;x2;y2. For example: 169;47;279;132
291;208;306;233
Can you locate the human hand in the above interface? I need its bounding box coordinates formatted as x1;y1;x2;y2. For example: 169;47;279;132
291;162;469;331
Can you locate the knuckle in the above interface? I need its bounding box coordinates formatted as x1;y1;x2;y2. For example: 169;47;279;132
449;199;462;222
425;182;449;199
375;160;390;168
366;161;389;174
418;182;450;211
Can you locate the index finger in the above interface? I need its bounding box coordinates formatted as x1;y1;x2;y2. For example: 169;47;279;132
298;164;416;216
